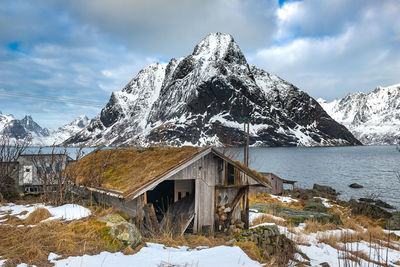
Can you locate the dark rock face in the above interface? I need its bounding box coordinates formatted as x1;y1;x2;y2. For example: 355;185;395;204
64;33;361;147
1;115;50;140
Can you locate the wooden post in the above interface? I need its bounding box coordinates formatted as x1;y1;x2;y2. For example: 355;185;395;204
244;186;249;229
144;203;160;234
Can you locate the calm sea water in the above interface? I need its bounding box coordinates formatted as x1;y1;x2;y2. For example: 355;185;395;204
229;146;400;210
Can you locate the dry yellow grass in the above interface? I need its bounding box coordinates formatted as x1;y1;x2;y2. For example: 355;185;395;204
67;146;200;192
234;241;263;263
145;233;227;249
301;219;340;234
249;193;305;210
23;208;52;225
0;219;123;266
251;214;287;227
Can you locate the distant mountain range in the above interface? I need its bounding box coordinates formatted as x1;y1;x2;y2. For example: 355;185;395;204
64;33;360;147
318;83;400;145
0;112;89;146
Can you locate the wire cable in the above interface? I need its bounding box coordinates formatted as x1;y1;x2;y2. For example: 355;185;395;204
0;90;105;107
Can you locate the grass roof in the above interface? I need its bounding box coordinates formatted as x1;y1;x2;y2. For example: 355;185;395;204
68;146;201;193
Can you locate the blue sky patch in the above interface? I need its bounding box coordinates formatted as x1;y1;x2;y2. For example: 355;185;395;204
7;42;21;51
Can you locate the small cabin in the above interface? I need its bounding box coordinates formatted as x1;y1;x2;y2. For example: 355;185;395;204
70;147;272;234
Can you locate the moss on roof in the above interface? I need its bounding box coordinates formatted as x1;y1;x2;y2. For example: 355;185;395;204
68;146;200;193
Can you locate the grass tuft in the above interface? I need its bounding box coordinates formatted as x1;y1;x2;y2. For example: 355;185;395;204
24;208;52;225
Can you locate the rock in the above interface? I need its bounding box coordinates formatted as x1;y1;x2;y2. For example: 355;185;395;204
235;225;295;264
302;201;327;213
320;262;330;267
251;203;342;225
313;184;339;198
97;213;127;226
359;198;374;203
349;183;363;188
375;199;395;209
350;201;392;219
291;188;313;200
386;212;400;230
109;222;142;248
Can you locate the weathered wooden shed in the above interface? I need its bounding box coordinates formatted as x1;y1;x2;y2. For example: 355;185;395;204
71;146;272;234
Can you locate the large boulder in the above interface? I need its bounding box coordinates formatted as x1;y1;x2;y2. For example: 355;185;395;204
98;213;127;226
386;212;400;230
98;213;142;248
109;222;142;248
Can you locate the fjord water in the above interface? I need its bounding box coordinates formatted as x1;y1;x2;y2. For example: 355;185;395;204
232;145;400;209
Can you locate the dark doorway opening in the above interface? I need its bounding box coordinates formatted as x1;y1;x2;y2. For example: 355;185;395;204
147;180;174;220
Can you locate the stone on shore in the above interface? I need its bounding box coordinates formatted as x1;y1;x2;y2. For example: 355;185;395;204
349;183;363;189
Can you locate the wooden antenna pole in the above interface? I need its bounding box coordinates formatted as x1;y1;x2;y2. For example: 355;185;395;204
246;120;250;167
243;122;247;165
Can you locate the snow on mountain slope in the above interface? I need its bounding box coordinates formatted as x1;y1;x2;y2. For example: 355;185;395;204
0;113;90;146
65;33;360;147
318;83;400;145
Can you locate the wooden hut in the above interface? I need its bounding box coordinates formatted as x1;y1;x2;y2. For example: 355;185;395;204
70;146;272;234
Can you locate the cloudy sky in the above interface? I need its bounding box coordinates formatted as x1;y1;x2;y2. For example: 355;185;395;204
0;0;399;128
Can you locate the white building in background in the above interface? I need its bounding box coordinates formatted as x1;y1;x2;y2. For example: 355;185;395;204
17;153;72;193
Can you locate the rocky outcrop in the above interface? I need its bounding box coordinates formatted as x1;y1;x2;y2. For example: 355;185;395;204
251;203;342;225
348;199;392;219
65;33;361;147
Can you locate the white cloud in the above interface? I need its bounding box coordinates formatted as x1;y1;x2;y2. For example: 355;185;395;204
64;0;278;56
249;0;400;100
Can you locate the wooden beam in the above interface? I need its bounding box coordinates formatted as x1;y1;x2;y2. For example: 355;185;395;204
227;187;247;222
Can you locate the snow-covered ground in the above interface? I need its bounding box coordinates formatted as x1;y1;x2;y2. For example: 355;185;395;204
47;243;261;267
0;203;91;224
249;209;286;225
269;194;299;203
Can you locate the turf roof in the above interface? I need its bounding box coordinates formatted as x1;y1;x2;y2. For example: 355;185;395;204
69;146;201;193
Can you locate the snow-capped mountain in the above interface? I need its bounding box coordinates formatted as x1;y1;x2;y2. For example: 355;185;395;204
0;113;90;146
318;84;400;145
40;115;90;145
65;33;360;147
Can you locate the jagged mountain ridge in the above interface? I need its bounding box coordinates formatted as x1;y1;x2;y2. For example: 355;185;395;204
65;33;360;147
318;84;400;145
0;112;90;145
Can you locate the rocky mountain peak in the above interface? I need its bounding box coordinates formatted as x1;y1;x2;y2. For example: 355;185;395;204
64;33;360;147
192;32;247;65
71;115;89;128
